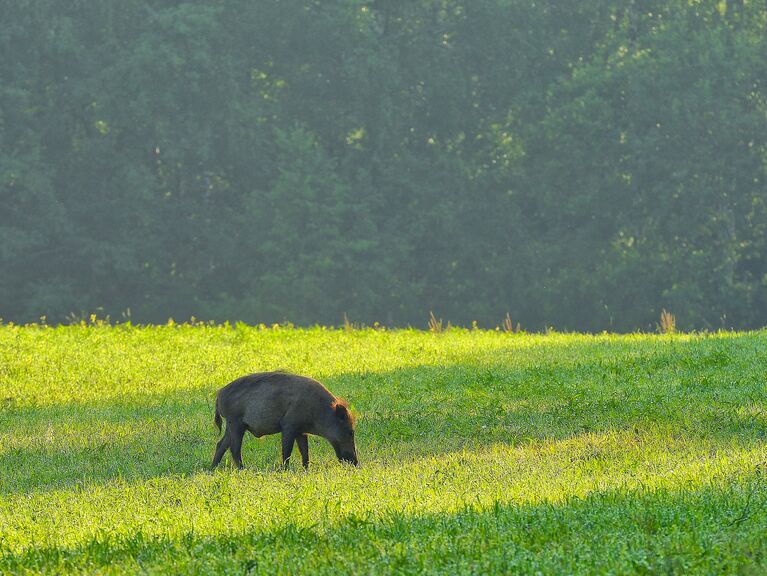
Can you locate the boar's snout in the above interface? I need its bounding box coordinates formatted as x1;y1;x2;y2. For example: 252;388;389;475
341;451;359;467
333;443;360;467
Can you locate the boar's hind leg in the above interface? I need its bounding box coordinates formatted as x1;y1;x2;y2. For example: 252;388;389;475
296;434;309;470
228;420;246;469
211;429;231;470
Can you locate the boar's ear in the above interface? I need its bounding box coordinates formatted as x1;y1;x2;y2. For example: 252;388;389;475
334;402;350;421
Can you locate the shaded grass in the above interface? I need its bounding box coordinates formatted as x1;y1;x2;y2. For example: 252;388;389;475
0;326;766;573
4;474;766;575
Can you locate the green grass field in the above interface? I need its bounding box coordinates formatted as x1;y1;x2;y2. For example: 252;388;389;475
1;323;765;574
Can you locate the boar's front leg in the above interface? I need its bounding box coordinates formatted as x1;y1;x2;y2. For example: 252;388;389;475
296;434;309;470
281;428;298;470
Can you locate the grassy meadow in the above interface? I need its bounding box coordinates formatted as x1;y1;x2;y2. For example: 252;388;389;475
0;323;766;574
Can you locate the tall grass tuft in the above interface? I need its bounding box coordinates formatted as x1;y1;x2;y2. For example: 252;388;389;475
658;309;676;334
428;311;443;333
503;313;521;333
343;313;363;331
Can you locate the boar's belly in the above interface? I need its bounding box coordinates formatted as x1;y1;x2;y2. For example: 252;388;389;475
242;407;282;438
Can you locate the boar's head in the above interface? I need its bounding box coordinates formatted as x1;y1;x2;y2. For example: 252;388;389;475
329;400;358;466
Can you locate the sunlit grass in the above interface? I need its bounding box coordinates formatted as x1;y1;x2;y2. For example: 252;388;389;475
1;325;765;574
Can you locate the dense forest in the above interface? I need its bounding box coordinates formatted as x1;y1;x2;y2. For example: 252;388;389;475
1;1;766;330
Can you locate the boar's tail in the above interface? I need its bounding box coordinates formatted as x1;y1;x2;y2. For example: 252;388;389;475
214;396;222;432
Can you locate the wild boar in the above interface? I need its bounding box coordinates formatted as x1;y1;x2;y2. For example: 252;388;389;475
211;371;359;470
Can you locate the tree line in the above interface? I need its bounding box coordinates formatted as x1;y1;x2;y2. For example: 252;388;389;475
1;1;766;331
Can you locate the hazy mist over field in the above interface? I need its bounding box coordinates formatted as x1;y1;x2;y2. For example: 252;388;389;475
2;1;766;330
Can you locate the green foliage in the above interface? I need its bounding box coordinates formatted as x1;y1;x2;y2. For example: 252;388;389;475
1;325;766;573
1;1;766;330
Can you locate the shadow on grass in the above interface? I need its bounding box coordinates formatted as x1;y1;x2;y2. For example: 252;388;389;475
2;469;765;574
1;333;765;495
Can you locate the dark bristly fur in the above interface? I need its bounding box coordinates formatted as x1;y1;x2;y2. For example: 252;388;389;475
210;371;359;470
